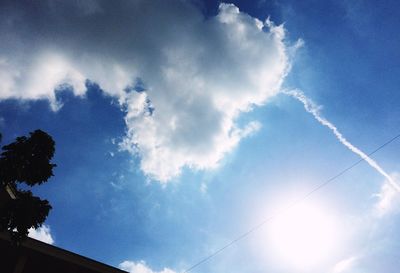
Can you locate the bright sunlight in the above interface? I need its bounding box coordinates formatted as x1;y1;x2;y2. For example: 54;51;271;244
267;201;341;269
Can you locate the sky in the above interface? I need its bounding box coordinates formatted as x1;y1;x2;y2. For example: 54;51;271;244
1;0;400;272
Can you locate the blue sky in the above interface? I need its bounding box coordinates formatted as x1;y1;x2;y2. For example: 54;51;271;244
1;0;400;272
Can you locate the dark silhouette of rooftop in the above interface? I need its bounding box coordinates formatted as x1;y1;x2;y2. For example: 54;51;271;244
0;231;127;273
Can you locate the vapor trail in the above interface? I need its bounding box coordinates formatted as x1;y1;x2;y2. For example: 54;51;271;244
283;89;400;192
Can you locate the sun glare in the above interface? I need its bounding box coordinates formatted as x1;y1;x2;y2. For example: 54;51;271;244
267;201;340;269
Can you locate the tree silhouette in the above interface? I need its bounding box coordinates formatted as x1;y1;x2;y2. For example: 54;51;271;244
0;130;56;243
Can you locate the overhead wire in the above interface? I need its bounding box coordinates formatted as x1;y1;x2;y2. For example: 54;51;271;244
182;132;400;273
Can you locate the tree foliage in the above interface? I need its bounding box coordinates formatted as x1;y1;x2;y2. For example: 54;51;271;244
0;130;56;243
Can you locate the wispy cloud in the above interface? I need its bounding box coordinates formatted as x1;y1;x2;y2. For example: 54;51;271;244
119;260;176;273
28;225;54;245
331;256;358;273
284;89;400;192
373;172;400;217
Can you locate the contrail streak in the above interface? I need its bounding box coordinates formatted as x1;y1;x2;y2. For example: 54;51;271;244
283;89;400;192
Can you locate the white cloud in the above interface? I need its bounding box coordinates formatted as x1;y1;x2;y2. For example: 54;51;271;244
119;260;176;273
28;225;54;245
0;1;289;182
373;172;400;217
331;256;358;273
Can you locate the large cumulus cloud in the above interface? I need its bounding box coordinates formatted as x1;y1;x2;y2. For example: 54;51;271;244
0;0;289;182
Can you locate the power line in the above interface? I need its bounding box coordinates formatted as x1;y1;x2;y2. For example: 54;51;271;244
183;132;400;273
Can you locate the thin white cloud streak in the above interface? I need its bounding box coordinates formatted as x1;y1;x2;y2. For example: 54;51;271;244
284;89;400;192
119;260;176;273
331;256;358;273
28;225;54;245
